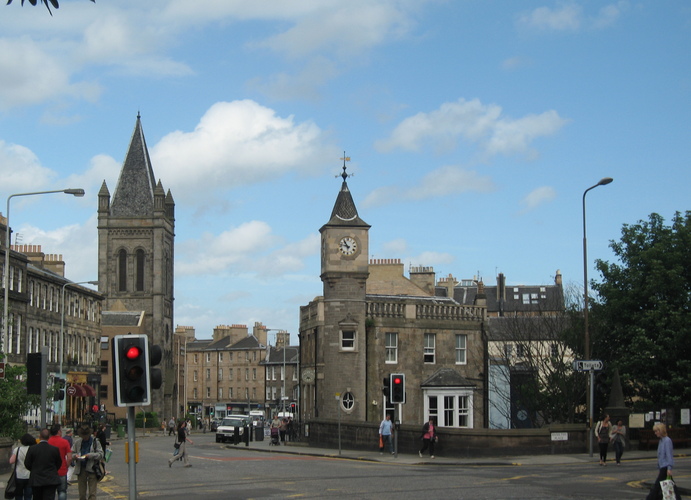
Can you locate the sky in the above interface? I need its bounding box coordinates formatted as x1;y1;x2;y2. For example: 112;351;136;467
1;1;689;341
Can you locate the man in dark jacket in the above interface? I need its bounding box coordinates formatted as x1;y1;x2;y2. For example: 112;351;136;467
25;428;62;500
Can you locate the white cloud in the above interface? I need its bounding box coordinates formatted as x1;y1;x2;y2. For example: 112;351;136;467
363;165;495;208
518;3;582;31
0;140;57;191
150;100;334;203
381;238;408;255
520;186;557;212
375;98;568;160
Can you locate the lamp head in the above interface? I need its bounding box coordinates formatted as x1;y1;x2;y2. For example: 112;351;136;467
64;189;85;197
598;177;613;186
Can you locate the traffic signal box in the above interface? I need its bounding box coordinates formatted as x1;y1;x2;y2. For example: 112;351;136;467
390;373;406;404
382;376;391;402
112;334;163;407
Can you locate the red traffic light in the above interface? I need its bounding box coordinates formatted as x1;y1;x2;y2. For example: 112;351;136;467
92;404;99;413
393;376;402;385
125;345;143;360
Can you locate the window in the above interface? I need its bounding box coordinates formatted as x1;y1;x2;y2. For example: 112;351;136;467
99;385;108;400
252;368;256;380
218;368;223;379
228;388;233;399
341;330;355;350
206;387;211;398
100;336;109;350
245;369;249;381
193;371;198;382
194;354;198;364
206;368;210;380
385;332;397;363
551;343;559;357
229;352;233;361
424;333;435;363
218;352;223;362
206;353;211;363
425;390;473;428
135;249;145;292
504;344;513;357
455;334;467;364
228;370;233;381
100;360;108;374
516;344;525;358
341;392;355;411
218;388;223;399
193;389;197;399
271;367;276;381
118;249;127;291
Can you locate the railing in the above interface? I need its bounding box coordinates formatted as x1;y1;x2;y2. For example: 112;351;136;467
366;299;485;322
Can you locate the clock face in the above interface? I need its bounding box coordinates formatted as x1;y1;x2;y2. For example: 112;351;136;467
339;236;358;256
302;368;315;384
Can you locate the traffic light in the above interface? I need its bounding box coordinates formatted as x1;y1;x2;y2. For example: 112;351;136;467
290;403;296;412
390;373;405;404
113;335;151;406
382;376;391;402
26;352;43;395
149;342;163;390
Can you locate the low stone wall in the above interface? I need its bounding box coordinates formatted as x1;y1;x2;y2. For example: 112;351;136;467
0;437;15;474
305;420;587;457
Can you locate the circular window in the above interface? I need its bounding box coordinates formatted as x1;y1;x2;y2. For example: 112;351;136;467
341;392;355;412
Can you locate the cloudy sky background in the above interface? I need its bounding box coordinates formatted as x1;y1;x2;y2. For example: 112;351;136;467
1;0;689;340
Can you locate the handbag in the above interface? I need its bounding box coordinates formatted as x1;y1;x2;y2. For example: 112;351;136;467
378;435;383;450
104;447;113;463
5;449;19;499
174;442;181;449
660;476;677;500
92;459;106;481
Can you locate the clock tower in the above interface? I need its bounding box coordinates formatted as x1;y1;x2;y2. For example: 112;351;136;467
317;161;370;420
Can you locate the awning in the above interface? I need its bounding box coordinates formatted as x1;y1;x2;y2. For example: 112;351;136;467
82;384;96;397
66;384;96;398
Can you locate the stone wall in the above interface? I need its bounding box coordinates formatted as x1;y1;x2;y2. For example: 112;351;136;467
306;420;587;457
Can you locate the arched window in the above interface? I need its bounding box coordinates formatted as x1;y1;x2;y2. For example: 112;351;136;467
118;249;127;291
136;249;145;292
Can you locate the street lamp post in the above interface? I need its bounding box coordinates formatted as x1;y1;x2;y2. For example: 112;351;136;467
59;280;98;424
582;176;613;457
2;189;85;359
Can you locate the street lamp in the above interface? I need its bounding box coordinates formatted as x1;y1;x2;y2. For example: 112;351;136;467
582;176;613;456
59;280;98;424
2;188;85;358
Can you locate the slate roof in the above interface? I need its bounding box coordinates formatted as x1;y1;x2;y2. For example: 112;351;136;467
323;176;370;228
189;334;265;351
487;316;567;342
420;368;477;388
102;311;144;327
110;114;157;217
446;282;563;315
261;346;299;365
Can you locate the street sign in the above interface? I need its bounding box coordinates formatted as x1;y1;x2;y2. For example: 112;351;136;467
572;360;603;371
66;386;77;396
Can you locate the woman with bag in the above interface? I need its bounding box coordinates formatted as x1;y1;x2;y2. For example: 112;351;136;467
418;418;437;459
594;414;611;466
646;423;681;500
7;433;36;500
71;425;103;500
168;420;194;468
610;419;626;465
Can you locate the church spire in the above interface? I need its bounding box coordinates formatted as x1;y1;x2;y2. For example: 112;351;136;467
325;153;369;227
110;114;158;217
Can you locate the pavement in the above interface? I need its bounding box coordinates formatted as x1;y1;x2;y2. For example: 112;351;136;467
2;430;688;497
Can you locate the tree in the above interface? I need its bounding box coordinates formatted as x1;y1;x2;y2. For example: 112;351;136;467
0;364;41;438
6;0;94;16
591;211;691;411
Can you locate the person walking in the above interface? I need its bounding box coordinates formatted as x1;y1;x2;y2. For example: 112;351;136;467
168;420;194;468
646;423;682;500
63;429;75;483
8;433;36;500
610;419;626;465
168;417;176;436
418;418;437;459
24;428;62;500
594;414;611;466
47;424;73;500
379;414;394;455
71;424;103;500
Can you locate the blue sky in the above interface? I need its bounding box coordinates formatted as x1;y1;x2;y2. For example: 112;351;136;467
1;1;689;340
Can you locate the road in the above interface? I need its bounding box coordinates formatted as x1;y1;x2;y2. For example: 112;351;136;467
79;432;686;499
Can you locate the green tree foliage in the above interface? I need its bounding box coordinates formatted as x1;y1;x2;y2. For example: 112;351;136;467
0;364;41;438
591;211;691;410
6;0;94;16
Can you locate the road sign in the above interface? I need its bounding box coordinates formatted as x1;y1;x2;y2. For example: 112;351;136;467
66;385;77;396
573;360;603;371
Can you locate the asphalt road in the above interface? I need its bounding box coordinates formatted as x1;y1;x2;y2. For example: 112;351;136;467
72;432;687;499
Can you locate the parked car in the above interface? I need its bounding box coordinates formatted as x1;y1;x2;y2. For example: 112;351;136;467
215;415;251;443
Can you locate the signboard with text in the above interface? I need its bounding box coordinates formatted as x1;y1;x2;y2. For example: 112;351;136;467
572;360;603;371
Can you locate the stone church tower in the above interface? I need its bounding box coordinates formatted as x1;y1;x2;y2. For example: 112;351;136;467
317;164;370;420
97;114;175;418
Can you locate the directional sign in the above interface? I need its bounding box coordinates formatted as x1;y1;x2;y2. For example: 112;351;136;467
572;360;603;371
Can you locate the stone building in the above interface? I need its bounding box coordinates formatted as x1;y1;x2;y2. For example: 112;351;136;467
299;167;487;428
260;333;299;418
0;227;103;425
97;114;175;419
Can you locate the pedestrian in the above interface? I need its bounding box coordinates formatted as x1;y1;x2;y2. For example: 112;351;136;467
186;419;192;435
279;417;288;444
646;423;682;500
168;420;194;468
168;417;176;436
9;433;36;500
418;418;437;459
610;419;626;465
379;414;395;455
63;429;75;483
24;428;62;500
47;424;73;500
71;424;103;500
594;414;612;466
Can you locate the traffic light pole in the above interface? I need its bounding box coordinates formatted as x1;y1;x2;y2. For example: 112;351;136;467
127;406;137;500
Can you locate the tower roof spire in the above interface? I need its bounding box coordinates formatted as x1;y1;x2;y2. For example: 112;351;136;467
323;153;369;228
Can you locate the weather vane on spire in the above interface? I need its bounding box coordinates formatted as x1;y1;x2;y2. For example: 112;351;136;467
338;151;353;181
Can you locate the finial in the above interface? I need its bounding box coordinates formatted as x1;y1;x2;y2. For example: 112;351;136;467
137;110;141;119
338;152;352;181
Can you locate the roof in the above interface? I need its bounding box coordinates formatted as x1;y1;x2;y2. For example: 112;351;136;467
420;368;477;388
102;310;144;327
448;283;563;314
487;316;569;342
261;346;299;365
322;177;369;229
110;114;157;217
188;334;265;351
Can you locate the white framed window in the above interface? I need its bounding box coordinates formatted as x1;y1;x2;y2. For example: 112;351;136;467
206;387;211;398
206;368;210;380
455;334;467;364
424;389;474;428
341;330;355;350
385;332;398;363
424;333;435;363
193;370;198;382
218;388;223;399
206;353;211;362
218;352;223;362
218;368;223;379
229;388;233;399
